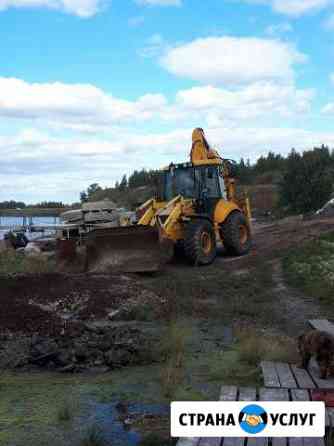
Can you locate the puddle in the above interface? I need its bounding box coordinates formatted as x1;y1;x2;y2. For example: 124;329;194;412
81;400;170;445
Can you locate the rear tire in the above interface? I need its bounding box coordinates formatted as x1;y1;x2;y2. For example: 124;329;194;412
220;211;251;256
184;220;217;266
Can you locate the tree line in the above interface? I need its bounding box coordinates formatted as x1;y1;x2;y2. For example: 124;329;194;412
80;146;334;214
0;201;66;209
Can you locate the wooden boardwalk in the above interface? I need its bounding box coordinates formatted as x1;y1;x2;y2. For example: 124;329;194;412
177;320;334;446
176;385;329;446
261;360;334;390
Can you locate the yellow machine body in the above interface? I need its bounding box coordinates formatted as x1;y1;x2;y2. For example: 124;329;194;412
83;128;252;272
137;128;251;245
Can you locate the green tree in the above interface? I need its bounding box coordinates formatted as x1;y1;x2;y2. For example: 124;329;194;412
80;191;88;203
119;175;128;191
279;146;333;213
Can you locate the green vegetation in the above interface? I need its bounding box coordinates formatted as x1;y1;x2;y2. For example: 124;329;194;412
144;257;274;326
80;146;334;213
0;200;65;209
279;147;334;213
283;231;334;304
56;397;76;423
207;331;296;387
80;424;105;446
159;322;190;398
0;250;54;274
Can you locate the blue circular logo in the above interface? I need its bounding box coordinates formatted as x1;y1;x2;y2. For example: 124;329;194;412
239;404;268;435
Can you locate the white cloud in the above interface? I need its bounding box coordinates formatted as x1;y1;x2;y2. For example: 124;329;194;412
161;36;306;85
0;76;314;132
0;77;167;126
265;22;293;35
243;0;330;17
0;75;318;202
135;0;181;6
331;73;334;84
0;0;104;17
175;83;314;122
2;125;334;202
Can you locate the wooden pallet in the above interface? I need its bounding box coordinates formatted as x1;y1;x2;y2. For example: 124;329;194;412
260;360;334;390
260;318;334;390
177;320;334;445
176;386;329;446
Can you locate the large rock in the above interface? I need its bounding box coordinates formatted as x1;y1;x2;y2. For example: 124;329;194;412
316;198;334;217
24;242;42;256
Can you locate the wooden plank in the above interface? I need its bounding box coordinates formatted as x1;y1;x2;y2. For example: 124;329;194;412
199;439;221;446
259;387;290;401
247;438;268;445
220;386;238;401
222;439;245;446
290;388;310;402
303;438;325;446
326;407;334;429
238;387;257;401
309;320;334;338
260;361;280;388
308;359;334;389
275;362;298;389
271;439;287;446
325;409;330;428
291;365;316;389
290;389;329;440
177;439;201;446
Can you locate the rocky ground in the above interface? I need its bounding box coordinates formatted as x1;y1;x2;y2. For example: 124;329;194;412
0;273;164;372
0;215;333;374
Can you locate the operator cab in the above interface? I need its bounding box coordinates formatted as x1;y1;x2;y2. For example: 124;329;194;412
159;163;227;202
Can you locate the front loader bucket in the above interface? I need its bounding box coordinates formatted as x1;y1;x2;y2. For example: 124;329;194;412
85;226;170;273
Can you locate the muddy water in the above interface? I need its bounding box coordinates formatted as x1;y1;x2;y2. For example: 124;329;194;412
82;400;169;445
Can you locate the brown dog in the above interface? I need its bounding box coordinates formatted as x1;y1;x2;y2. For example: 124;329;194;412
298;330;334;379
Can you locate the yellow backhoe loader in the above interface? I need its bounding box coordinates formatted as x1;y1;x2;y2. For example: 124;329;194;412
83;128;252;273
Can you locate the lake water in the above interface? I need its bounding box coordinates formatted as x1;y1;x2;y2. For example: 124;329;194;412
0;216;60;240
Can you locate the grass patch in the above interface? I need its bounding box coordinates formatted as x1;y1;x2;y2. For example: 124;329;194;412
283;231;334;304
159;321;190;398
56;397;76;423
0;249;54;274
144;258;275;326
208;350;261;387
208;330;297;387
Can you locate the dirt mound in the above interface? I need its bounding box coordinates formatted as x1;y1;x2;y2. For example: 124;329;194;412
0;273;164;371
0;273;162;337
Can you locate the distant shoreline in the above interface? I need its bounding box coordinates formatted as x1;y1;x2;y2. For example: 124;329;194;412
0;208;69;217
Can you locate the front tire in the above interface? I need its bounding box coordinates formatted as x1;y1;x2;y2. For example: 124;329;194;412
220;211;251;256
184;220;217;266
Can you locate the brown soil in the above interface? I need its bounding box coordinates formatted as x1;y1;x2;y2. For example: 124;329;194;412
0;215;332;362
220;215;334;271
0;273;162;337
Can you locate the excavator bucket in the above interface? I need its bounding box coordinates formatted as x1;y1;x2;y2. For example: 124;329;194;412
84;225;171;273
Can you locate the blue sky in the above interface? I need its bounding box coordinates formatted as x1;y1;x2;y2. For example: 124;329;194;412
1;0;334;203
